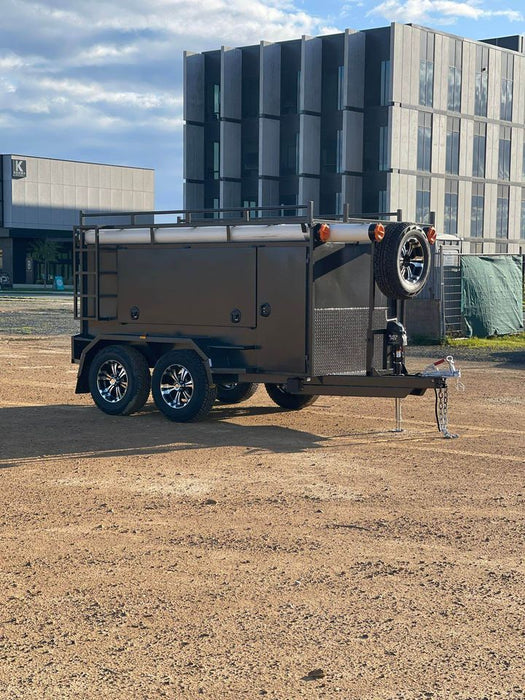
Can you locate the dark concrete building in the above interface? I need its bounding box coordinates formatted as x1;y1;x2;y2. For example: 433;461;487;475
183;25;525;254
0;155;154;285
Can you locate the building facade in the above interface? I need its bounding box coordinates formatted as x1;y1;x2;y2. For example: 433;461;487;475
183;25;525;254
0;155;154;284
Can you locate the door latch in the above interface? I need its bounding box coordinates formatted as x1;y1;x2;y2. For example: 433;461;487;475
260;303;272;317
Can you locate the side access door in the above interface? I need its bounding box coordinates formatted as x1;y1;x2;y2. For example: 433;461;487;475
255;244;308;374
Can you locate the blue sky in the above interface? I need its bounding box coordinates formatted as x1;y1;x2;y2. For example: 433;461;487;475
0;0;523;210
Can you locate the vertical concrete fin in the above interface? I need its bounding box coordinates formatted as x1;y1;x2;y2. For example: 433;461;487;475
183;52;205;123
221;47;242;120
260;42;281;117
344;30;365;110
300;36;322;114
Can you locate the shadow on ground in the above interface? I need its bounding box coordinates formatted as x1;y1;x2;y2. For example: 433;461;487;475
489;350;525;368
408;345;525;368
0;402;329;467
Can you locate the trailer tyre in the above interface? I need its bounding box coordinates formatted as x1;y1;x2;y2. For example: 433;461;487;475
374;223;431;299
89;345;151;416
265;383;319;410
216;381;258;404
152;350;216;422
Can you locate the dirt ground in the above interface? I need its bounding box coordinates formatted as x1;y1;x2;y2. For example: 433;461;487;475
0;299;524;699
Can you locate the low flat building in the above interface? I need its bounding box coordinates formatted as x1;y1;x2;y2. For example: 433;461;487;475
0;155;154;285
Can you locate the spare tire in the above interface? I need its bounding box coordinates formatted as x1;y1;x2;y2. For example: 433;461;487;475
374;223;431;299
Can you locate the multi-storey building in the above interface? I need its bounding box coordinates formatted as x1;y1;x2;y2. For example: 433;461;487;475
183;24;525;254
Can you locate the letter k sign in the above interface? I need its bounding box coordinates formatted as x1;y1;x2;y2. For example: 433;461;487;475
12;159;27;178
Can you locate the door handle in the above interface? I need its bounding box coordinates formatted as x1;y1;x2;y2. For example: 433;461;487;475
260;303;272;317
231;308;241;323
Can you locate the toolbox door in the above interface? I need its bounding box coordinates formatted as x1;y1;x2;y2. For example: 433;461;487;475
117;246;257;327
256;245;308;374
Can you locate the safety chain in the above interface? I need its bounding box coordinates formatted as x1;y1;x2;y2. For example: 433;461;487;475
435;384;459;439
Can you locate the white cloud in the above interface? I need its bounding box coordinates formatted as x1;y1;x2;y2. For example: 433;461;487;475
0;0;337;133
37;77;182;109
0;0;339;207
368;0;523;25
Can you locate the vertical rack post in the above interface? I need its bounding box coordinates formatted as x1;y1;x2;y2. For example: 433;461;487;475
95;227;100;321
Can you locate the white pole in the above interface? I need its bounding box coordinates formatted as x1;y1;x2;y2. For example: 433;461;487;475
394;398;403;432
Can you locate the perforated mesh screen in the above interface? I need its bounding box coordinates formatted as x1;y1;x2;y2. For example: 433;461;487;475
312;307;387;375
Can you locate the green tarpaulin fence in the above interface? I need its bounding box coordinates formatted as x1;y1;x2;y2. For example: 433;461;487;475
461;255;523;337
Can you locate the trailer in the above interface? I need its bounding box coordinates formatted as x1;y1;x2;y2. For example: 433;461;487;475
71;203;458;435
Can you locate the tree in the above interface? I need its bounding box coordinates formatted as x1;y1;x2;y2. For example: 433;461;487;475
30;240;60;288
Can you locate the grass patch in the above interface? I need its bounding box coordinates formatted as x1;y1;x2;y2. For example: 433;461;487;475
446;332;525;349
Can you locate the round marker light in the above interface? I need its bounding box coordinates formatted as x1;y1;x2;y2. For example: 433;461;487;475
425;226;437;245
368;223;385;242
317;223;331;243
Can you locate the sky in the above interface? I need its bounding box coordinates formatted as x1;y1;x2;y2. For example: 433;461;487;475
0;0;523;211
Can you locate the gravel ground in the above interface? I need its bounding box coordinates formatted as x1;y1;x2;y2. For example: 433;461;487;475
1;295;524;698
0;295;78;337
1;335;524;699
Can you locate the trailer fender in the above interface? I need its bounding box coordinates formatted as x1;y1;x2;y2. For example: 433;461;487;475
74;335;212;394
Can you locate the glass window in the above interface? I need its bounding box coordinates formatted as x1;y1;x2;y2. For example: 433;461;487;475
498;126;511;181
380;60;391;106
417;112;432;172
500;53;514;122
378;190;388;218
335;192;343;216
419;32;434;107
496;185;509;239
475;45;488;117
213;141;220;179
280;194;298;217
416;176;430;223
213;84;220;116
472;122;486;178
446;117;460;175
444;180;458;235
337;65;344;110
379;126;389;171
522;143;525;179
520;187;525;238
471;183;484;238
521;189;525;240
336;129;343;174
281;135;298;174
448;40;462;112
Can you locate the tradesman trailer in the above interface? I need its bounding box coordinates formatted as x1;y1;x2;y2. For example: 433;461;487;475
71;203;457;435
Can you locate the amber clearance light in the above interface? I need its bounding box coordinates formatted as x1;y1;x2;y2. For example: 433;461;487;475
317;223;331;242
368;223;385;242
425;226;437;245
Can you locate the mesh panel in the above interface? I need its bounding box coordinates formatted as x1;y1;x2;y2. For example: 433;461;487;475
312;307;387;375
